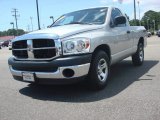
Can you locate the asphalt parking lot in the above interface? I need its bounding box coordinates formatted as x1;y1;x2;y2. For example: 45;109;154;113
0;36;160;120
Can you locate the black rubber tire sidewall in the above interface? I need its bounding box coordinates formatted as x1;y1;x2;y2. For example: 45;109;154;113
132;43;144;66
88;50;110;90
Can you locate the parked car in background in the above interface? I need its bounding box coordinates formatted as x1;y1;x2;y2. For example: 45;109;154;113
0;41;3;49
157;30;160;37
1;40;10;47
147;32;151;37
0;43;1;49
8;40;12;50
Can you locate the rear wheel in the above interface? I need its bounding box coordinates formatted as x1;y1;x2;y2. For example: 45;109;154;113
132;42;144;66
88;50;110;90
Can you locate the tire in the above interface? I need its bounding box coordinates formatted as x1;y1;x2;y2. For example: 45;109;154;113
132;42;144;66
88;50;110;90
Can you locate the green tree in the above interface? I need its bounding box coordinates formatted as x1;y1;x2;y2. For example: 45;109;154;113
129;19;140;26
141;10;160;31
7;29;17;36
0;29;25;37
17;29;25;35
129;10;160;32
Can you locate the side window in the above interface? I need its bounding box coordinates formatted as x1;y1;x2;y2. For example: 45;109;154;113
110;8;126;27
111;9;121;20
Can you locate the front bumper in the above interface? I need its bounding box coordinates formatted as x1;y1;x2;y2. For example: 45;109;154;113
8;54;92;84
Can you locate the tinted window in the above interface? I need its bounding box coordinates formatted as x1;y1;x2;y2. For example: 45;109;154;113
111;8;122;20
110;8;126;27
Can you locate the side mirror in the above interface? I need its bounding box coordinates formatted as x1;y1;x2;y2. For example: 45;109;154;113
114;16;126;26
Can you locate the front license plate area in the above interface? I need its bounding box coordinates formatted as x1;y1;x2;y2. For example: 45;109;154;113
22;72;34;82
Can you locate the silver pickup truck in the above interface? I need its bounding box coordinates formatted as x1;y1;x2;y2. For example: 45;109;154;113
8;7;147;90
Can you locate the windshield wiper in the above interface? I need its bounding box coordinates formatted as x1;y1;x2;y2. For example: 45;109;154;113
51;22;93;27
65;22;93;25
68;22;85;24
51;24;61;27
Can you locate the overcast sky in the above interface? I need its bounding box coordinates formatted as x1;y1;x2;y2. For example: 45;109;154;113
0;0;160;31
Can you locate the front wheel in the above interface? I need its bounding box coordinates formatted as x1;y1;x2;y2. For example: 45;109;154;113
88;51;110;90
132;43;144;66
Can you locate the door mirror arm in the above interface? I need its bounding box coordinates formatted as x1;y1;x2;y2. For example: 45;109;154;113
110;21;115;28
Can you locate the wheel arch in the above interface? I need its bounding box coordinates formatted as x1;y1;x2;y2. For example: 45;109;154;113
138;37;144;46
92;44;111;64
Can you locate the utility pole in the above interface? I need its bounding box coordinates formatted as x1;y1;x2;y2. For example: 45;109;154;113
30;17;33;31
27;25;30;32
12;8;19;30
137;1;141;26
134;0;136;25
153;20;155;33
36;0;41;30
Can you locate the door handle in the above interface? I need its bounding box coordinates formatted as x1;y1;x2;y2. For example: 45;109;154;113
127;31;131;34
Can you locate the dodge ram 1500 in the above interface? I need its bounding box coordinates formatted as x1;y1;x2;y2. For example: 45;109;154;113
8;7;147;90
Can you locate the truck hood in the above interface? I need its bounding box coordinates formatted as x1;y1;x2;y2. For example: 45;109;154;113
14;24;103;41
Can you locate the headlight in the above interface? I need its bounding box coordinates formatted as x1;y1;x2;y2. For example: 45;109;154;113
62;37;90;55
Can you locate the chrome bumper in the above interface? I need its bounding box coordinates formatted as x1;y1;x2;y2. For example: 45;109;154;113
9;63;90;79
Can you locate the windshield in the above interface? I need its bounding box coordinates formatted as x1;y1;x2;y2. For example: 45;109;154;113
51;7;108;27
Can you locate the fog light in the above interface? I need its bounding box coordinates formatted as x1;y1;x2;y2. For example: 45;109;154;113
62;69;74;78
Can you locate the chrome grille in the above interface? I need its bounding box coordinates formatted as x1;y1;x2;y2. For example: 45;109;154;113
12;39;61;60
